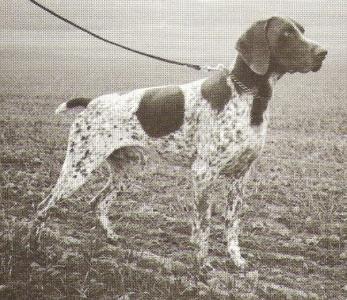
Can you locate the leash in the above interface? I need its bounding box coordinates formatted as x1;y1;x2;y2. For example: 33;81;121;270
28;0;257;94
28;0;222;72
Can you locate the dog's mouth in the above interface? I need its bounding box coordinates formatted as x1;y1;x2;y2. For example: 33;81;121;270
312;58;326;72
286;59;325;74
297;58;325;73
312;63;322;72
311;52;327;72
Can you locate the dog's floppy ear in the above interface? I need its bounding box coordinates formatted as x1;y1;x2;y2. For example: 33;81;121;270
236;19;271;75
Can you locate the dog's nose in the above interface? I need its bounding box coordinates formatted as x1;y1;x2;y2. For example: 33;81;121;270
316;48;328;60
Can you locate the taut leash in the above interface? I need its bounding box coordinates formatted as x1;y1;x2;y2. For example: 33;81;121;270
28;0;258;94
28;0;222;72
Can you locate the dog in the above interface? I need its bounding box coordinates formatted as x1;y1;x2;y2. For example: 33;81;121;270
33;16;327;268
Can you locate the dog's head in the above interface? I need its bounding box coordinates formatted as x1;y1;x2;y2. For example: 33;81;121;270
236;16;327;75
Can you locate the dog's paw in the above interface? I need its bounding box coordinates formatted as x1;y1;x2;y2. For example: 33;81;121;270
106;232;124;245
200;257;216;273
234;256;247;269
25;219;45;251
229;255;247;271
189;234;199;245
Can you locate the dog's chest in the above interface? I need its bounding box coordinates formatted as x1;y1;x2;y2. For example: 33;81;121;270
194;92;268;175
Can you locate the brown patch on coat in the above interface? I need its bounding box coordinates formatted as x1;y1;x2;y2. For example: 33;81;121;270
201;70;232;111
136;86;185;138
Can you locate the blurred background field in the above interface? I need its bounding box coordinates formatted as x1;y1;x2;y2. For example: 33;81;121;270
0;1;346;298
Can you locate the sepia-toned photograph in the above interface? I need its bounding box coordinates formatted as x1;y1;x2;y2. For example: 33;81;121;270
0;0;345;298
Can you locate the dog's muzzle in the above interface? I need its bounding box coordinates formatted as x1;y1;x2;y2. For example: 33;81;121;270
312;47;328;72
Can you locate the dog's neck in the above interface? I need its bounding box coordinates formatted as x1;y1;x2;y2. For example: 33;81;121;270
231;55;283;96
231;55;284;125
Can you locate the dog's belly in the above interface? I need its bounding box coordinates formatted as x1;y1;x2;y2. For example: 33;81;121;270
142;120;267;177
144;128;196;165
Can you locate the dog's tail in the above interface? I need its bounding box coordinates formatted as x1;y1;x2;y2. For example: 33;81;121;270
55;97;92;114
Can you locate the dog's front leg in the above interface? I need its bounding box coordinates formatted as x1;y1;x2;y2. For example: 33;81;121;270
190;159;214;263
225;179;246;268
191;186;212;263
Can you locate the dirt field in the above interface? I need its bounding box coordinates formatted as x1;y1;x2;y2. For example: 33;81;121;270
0;1;346;299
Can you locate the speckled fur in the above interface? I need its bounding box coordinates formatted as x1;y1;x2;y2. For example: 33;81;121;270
35;72;269;268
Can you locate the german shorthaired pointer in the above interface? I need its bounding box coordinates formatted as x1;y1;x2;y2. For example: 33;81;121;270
33;17;327;268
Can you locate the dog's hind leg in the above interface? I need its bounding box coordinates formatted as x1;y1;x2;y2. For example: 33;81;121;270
28;177;75;242
89;154;124;236
30;148;121;240
31;169;87;235
96;188;121;242
89;162;118;211
34;103;140;219
94;146;146;243
34;152;92;222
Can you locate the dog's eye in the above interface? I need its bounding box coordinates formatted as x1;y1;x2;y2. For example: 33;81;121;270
282;27;297;39
283;31;292;38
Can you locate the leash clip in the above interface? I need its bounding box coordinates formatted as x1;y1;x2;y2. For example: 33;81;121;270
200;64;227;72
